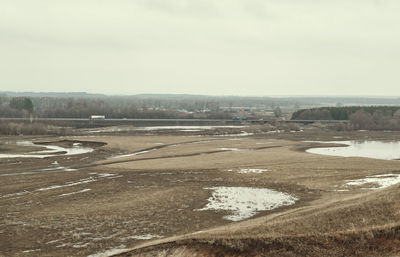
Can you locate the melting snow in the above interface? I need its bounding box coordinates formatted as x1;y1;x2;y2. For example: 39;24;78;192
1;173;120;198
346;174;400;189
198;187;298;221
73;243;90;248
238;168;272;173
110;150;153;159
119;234;163;241
59;188;91;197
36;178;96;192
1;191;30;198
22;249;40;253
87;245;127;257
40;166;77;172
217;131;254;137
46;239;64;244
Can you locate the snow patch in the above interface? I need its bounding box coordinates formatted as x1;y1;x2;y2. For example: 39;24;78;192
198;187;297;221
120;234;163;241
217;131;254;137
59;188;91;197
22;249;40;253
110;150;153;159
1;173;120;198
218;148;242;151
46;239;64;244
1;190;30;198
238;168;272;174
87;245;127;257
346;174;400;189
40;166;77;172
73;243;90;248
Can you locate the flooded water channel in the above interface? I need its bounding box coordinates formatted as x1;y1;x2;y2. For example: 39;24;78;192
307;140;400;160
0;141;93;159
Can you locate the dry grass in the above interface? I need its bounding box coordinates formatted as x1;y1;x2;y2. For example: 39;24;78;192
118;184;400;257
2;130;400;256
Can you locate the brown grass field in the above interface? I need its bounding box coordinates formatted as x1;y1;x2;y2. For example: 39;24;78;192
2;127;400;256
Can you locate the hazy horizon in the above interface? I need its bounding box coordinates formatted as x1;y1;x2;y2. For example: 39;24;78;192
1;0;400;96
3;90;400;99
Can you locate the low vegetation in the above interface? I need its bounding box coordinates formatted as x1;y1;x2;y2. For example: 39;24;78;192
0;122;72;135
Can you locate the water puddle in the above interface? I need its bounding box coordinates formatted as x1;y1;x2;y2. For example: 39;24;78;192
0;141;93;159
198;187;298;221
306;141;400;160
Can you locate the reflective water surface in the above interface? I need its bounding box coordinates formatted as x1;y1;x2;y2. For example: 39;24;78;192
306;141;400;160
0;141;93;158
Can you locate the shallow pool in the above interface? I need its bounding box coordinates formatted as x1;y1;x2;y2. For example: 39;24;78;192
306;140;400;160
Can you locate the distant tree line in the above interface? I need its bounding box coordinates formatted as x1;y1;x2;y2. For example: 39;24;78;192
291;106;400;121
347;109;400;130
292;106;400;131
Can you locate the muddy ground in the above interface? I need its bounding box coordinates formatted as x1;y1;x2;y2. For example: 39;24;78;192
2;127;400;256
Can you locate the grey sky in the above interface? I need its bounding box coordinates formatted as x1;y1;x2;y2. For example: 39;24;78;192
1;0;399;96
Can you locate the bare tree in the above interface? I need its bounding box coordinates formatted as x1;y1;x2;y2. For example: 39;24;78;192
349;110;374;130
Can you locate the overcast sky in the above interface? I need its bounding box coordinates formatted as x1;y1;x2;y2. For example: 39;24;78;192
1;0;399;96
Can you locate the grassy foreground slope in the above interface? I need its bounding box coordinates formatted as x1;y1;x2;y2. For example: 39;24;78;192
117;183;400;256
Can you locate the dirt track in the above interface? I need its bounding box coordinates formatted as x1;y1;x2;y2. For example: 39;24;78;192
2;129;400;256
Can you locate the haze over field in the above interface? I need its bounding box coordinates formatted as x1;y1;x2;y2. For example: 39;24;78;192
1;0;400;96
